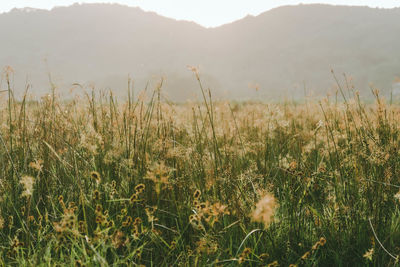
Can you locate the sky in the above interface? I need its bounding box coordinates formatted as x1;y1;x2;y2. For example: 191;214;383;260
1;0;400;27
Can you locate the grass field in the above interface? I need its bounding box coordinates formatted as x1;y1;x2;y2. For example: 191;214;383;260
1;69;400;266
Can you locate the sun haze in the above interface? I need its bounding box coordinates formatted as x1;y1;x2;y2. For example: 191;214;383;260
1;0;399;27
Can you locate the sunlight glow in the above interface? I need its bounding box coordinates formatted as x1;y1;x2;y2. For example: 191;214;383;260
1;0;399;27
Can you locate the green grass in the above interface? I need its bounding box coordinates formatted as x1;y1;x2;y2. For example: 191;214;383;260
0;71;400;266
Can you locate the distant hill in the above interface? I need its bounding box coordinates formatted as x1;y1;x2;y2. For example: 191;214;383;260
1;3;400;101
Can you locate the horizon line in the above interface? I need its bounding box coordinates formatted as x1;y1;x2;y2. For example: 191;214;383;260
1;2;399;28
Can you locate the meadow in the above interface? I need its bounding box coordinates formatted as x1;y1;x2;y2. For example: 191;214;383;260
1;69;400;266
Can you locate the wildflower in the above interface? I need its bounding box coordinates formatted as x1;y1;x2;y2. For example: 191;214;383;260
95;204;102;214
189;214;204;231
242;247;251;256
133;217;142;226
319;237;326;246
111;188;117;197
312;242;319;250
20;175;35;198
135;184;145;194
130;193;139;203
92;190;100;201
112;230;126;249
10;236;23;249
301;251;310;260
193;189;201;199
170;240;177;250
189;214;199;223
145;207;157;223
21;206;25;215
363;248;373;261
238;256;245;264
90;171;101;183
289;161;297;171
238;247;251;263
259;253;269;260
151;228;160;235
95;215;103;224
210;202;229;216
122;216;132;227
121;208;127;216
251;192;277;228
135;249;142;259
200;202;208;210
29;159;43;172
133;225;140;239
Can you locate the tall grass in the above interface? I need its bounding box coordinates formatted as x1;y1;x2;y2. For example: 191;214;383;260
0;69;400;266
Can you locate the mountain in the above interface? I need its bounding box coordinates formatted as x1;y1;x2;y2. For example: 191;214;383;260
1;3;400;101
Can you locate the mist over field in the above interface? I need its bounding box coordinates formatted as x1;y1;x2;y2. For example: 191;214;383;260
1;3;400;100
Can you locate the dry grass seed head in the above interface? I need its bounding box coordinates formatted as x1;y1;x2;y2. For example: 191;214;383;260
251;192;277;228
20;175;35;198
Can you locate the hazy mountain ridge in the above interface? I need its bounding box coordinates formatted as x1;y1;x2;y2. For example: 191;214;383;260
1;3;400;101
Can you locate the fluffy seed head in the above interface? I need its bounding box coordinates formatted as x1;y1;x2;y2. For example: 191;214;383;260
251;192;277;228
20;175;35;198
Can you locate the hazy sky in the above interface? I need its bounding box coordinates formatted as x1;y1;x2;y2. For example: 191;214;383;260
1;0;400;27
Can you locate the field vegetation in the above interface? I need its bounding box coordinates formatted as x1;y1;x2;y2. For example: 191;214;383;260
1;68;400;266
